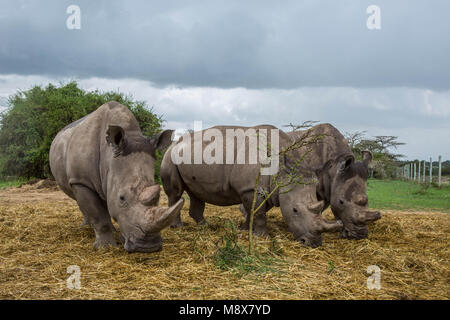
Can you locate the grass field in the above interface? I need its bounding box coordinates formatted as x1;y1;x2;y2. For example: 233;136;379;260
3;177;448;212
367;179;450;213
0;179;27;189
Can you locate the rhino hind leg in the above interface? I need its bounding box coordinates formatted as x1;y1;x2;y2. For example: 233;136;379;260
188;193;206;224
72;184;117;248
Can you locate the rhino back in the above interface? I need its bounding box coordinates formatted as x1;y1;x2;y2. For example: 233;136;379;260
169;125;289;206
288;123;352;171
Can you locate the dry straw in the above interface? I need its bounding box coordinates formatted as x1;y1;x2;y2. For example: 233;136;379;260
0;183;448;299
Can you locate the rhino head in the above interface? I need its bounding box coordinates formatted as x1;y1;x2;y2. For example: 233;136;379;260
318;151;381;240
277;149;343;248
105;125;183;253
278;184;343;247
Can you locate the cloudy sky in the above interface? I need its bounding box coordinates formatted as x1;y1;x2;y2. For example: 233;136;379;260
0;0;449;160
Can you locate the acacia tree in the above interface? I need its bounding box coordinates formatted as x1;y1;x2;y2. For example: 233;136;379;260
344;130;367;150
344;131;405;179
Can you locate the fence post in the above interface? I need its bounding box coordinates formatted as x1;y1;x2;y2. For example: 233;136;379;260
410;163;413;180
438;155;442;187
423;160;426;183
429;157;432;183
411;163;413;180
413;162;416;181
418;160;421;182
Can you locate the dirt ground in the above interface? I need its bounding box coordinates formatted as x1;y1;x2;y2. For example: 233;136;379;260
0;184;448;300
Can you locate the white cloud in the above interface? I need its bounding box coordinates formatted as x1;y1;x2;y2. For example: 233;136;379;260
0;74;448;160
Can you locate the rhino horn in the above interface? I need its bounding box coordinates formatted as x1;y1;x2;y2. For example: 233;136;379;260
361;150;373;166
139;184;161;206
360;210;381;223
319;218;343;233
142;198;185;233
307;200;325;214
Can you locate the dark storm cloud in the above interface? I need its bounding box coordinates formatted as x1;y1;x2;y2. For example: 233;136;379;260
1;0;450;89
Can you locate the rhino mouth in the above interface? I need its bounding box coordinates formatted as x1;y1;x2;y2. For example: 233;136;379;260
125;243;162;253
340;225;368;240
123;233;163;253
295;234;323;248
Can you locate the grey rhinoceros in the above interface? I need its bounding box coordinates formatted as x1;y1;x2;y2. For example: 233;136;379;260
160;125;343;248
240;123;381;239
49;101;184;253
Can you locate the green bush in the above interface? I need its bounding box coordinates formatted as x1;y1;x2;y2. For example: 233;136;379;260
0;81;164;180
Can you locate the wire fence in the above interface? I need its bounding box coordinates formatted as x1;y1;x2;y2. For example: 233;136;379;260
397;155;444;186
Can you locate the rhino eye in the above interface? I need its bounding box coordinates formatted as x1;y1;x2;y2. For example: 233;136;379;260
339;200;344;205
120;195;125;201
293;208;298;213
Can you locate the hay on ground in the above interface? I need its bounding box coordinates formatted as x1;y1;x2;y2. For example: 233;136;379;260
0;184;448;299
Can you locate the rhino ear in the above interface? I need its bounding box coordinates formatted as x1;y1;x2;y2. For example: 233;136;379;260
361;150;373;166
149;130;174;151
316;159;333;178
106;125;126;157
338;154;355;172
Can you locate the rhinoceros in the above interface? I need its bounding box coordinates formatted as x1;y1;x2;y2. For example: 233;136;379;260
49;101;184;252
240;123;381;239
160;125;343;247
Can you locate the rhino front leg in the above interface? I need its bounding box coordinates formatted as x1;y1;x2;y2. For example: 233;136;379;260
240;193;268;237
80;214;89;227
168;194;184;228
238;204;250;230
188;193;206;224
72;184;117;248
239;203;248;218
160;158;185;228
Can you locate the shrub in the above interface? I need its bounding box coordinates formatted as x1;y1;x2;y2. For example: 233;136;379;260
0;82;164;180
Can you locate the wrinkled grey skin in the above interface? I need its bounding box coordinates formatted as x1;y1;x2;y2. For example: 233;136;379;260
243;123;380;240
161;125;342;248
49;101;184;253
